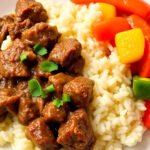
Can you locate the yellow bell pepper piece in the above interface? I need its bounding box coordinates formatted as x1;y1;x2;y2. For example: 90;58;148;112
99;3;116;20
115;28;145;64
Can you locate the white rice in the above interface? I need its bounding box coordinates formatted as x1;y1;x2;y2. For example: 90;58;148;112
0;1;146;150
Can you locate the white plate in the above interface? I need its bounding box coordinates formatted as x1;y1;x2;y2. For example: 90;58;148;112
0;0;150;150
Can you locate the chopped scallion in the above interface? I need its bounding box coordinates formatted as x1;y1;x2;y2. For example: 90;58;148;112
20;53;27;61
46;85;55;93
28;79;47;98
62;94;71;102
33;44;48;56
40;61;58;72
53;98;63;108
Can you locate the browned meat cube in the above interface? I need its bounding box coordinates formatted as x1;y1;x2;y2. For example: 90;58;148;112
26;118;59;150
0;39;36;78
18;98;38;125
66;56;85;75
63;77;94;108
42;101;68;123
16;0;48;23
22;22;60;48
48;73;73;98
0;14;15;46
8;19;33;40
17;80;30;98
33;97;45;114
0;88;20;106
49;38;82;68
57;109;95;150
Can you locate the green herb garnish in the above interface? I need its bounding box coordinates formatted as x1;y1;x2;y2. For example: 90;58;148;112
53;94;71;108
62;94;71;102
53;98;63;108
40;61;58;72
33;44;48;56
28;79;47;98
20;53;27;61
46;85;55;93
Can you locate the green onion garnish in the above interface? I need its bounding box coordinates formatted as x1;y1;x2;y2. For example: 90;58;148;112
28;79;47;98
46;85;55;93
62;94;71;102
53;98;63;108
33;44;48;56
20;53;27;61
40;61;58;72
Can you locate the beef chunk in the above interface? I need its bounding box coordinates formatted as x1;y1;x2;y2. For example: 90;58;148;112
63;77;94;108
8;19;33;40
17;80;31;98
48;73;73;98
0;14;15;46
57;109;95;150
26;118;59;150
22;22;60;48
16;0;48;23
0;88;20;106
42;101;68;123
49;38;82;68
67;56;85;75
33;97;45;114
18;98;38;125
0;39;36;78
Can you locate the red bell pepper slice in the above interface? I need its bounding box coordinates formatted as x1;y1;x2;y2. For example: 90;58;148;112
96;0;150;19
143;101;150;128
92;17;130;41
71;0;150;20
127;15;150;41
138;41;150;77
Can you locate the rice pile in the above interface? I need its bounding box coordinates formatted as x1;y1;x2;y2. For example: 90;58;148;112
0;1;146;150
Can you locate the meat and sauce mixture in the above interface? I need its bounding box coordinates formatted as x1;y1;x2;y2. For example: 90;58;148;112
0;0;95;149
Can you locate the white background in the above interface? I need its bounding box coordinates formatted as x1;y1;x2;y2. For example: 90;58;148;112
0;0;150;150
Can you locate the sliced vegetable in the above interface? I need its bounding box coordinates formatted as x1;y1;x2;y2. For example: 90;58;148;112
92;17;130;41
28;79;47;98
40;61;58;72
133;76;150;99
143;101;150;128
62;94;71;103
115;28;145;63
46;85;55;93
127;15;150;40
53;98;63;108
71;0;150;19
96;0;150;19
99;3;116;20
33;44;48;56
130;63;139;75
138;41;150;77
20;53;27;62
